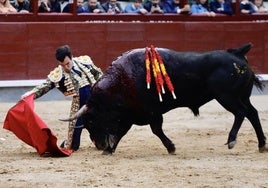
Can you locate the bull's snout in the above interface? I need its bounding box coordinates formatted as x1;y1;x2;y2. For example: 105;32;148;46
94;134;116;154
95;142;108;150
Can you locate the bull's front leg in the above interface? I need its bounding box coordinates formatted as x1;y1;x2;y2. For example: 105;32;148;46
150;115;176;154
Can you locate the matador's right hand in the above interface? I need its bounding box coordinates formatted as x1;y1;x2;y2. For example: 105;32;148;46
20;90;34;100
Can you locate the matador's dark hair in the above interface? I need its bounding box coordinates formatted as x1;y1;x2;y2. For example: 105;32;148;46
55;45;72;62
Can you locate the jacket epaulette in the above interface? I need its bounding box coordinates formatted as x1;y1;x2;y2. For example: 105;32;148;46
73;55;93;65
47;65;63;83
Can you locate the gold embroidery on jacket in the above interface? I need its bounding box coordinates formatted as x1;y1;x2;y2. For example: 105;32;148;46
65;96;80;149
48;66;63;83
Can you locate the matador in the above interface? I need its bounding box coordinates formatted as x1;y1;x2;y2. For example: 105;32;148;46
21;45;103;151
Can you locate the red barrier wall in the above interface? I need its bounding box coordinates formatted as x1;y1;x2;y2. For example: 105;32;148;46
0;21;267;81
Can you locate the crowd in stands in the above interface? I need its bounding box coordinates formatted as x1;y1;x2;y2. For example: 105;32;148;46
0;0;267;15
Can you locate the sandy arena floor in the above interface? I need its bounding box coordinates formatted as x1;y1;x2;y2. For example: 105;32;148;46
1;95;268;187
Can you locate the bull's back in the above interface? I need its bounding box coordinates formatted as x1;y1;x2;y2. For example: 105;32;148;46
122;47;240;79
105;47;254;115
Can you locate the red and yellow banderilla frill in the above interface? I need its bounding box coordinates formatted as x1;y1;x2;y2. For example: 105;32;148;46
145;47;151;89
145;45;177;102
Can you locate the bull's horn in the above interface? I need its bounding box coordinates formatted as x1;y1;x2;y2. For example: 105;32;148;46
58;116;76;122
59;105;88;122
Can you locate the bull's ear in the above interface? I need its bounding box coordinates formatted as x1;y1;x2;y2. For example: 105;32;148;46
227;43;253;55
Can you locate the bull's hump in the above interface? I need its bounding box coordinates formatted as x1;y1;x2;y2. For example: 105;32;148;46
125;47;168;55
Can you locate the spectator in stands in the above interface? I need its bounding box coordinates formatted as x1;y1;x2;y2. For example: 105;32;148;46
240;0;256;14
83;0;105;13
143;0;164;14
210;0;233;15
124;0;148;14
252;0;268;13
62;0;86;13
0;0;17;13
102;0;123;14
162;0;190;14
12;0;30;13
50;0;61;12
38;0;51;12
190;0;216;16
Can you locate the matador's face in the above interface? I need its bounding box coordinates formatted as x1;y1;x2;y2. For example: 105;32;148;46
59;56;73;73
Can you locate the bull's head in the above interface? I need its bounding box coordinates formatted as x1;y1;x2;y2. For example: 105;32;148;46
59;103;121;154
72;70;130;154
84;93;126;155
88;124;117;154
85;110;121;155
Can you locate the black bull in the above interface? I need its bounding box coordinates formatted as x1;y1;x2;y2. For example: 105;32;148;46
83;43;266;155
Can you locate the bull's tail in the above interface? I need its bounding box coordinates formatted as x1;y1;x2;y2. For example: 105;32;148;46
253;74;265;92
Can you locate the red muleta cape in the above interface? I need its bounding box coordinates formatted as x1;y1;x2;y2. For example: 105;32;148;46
3;94;73;157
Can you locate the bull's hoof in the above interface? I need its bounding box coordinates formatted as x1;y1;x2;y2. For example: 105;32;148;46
259;145;268;153
228;140;236;149
167;144;176;154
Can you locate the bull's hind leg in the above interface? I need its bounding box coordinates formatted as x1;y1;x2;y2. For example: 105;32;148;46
149;114;176;154
215;95;247;149
216;95;266;151
227;111;244;149
242;98;266;152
